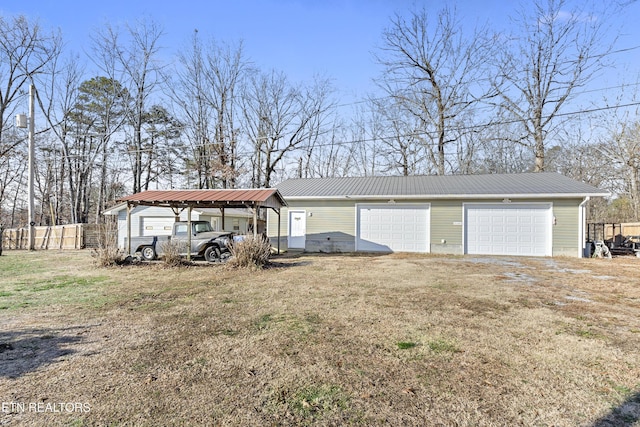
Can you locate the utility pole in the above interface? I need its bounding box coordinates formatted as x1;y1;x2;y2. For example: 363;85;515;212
28;84;35;251
16;84;36;250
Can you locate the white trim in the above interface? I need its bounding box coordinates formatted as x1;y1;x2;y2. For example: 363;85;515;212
462;202;553;256
579;197;589;258
355;202;431;253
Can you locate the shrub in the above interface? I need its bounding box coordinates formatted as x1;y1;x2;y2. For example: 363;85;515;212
160;239;185;267
91;222;126;267
226;234;271;269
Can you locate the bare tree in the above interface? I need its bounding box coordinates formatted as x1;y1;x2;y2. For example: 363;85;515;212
202;38;250;188
295;116;358;178
596;118;640;220
375;7;494;175
242;71;334;187
474;114;534;174
91;18;165;194
61;77;128;223
0;15;61;227
368;98;427;176
169;32;250;189
170;31;213;188
348;103;386;177
0;15;61;156
36;52;86;224
0;136;27;227
492;0;610;172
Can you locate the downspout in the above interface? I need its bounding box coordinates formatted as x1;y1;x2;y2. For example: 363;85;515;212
579;197;590;258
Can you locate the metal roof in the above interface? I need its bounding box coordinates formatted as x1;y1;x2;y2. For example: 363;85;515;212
276;173;609;199
116;188;287;209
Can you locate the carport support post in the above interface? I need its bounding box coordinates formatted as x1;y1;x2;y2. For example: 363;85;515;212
126;203;132;256
277;208;281;254
253;206;258;237
187;206;192;262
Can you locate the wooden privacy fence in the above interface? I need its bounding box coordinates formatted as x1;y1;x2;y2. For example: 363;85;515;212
603;223;640;239
0;223;105;250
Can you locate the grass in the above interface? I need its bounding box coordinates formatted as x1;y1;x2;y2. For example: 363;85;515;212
396;341;417;350
426;338;459;354
0;270;113;310
290;384;350;418
1;250;640;426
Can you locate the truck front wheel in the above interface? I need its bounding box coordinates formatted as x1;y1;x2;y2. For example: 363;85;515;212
141;246;156;261
204;246;221;262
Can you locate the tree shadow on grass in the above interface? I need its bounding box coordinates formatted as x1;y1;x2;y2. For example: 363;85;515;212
0;326;88;379
591;391;640;427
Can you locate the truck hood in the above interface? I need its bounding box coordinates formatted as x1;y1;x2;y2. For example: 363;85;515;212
195;231;232;240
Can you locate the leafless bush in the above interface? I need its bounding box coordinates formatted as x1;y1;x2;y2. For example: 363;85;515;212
161;239;185;267
91;223;126;267
226;234;271;269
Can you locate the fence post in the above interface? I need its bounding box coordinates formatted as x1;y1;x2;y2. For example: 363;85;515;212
0;224;4;256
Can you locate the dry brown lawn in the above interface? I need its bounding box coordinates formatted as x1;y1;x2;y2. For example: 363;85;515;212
0;250;639;426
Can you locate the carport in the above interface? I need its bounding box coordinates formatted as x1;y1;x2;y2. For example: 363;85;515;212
117;188;287;259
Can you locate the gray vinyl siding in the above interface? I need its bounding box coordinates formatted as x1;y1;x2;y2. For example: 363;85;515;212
430;200;464;254
304;200;357;252
551;198;582;257
268;200;357;252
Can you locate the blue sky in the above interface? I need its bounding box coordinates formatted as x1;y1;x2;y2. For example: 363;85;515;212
2;0;640;108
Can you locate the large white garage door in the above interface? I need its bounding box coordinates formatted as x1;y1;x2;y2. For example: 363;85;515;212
140;217;173;236
357;204;430;253
464;204;551;256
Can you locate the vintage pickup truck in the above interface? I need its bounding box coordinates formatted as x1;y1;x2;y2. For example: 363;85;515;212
127;220;233;262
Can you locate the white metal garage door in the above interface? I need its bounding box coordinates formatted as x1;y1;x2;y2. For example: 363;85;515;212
464;204;552;256
140;217;173;236
357;204;430;253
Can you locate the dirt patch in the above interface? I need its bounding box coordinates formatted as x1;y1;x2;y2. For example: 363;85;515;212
0;251;639;426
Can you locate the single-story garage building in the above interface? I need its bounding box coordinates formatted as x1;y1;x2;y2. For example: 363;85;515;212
266;172;609;257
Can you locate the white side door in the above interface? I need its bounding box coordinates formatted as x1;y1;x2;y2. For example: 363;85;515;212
288;210;306;249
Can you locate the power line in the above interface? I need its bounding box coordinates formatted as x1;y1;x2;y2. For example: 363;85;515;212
37;99;640;161
14;72;640;161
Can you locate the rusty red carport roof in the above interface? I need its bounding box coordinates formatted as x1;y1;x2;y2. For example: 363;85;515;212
117;188;287;209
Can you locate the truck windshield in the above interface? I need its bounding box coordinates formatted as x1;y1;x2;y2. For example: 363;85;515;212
194;222;213;233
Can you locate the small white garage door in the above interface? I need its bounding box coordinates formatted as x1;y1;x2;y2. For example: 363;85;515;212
140;217;173;236
464;204;551;256
357;204;430;253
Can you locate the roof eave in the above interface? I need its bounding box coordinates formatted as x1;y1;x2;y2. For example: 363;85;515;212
282;192;611;200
